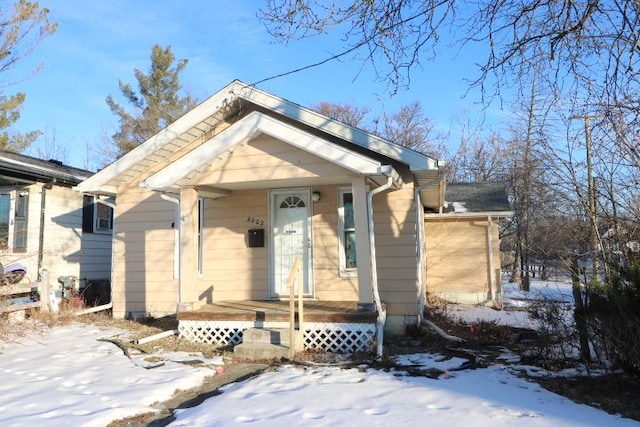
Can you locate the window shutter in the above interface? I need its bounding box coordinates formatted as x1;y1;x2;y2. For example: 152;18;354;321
82;195;94;233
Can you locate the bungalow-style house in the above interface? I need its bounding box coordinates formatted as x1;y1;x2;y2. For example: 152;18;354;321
425;182;512;306
0;150;113;290
76;80;506;353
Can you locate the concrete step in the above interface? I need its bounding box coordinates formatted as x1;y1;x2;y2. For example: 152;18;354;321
242;328;291;345
233;342;290;361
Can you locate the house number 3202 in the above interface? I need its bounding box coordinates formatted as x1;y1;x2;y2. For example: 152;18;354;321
247;217;264;226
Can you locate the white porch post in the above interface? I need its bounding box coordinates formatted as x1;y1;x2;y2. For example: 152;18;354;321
352;176;374;311
178;187;199;309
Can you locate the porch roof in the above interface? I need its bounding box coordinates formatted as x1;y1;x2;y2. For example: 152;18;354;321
140;111;401;194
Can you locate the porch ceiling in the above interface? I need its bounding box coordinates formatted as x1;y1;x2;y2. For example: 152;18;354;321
141;111;400;194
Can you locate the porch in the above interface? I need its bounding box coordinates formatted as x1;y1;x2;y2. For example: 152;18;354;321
177;300;379;353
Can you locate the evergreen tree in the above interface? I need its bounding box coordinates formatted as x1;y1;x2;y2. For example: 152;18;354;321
0;1;56;151
106;45;197;156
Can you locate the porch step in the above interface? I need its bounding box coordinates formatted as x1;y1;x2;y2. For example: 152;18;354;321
233;328;292;361
243;328;291;346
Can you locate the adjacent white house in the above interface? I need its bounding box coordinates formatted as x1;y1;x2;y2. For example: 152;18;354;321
0;150;112;291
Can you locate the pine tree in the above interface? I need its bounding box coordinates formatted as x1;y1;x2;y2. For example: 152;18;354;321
0;1;56;151
106;45;197;156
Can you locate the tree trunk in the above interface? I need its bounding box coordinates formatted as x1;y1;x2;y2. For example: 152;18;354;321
510;243;521;283
571;255;591;363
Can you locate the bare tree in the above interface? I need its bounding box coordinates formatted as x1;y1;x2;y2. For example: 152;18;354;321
378;101;445;158
260;1;640;109
313;101;369;128
447;131;508;183
24;126;68;163
311;100;446;157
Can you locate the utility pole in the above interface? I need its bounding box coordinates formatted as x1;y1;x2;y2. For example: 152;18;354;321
570;114;601;280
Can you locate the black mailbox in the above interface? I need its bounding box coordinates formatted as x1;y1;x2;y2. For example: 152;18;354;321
248;228;265;247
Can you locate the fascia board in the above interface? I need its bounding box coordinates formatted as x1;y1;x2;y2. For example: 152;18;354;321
423;211;514;219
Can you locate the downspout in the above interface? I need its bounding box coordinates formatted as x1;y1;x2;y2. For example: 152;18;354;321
161;193;181;306
415;175;466;344
367;172;394;359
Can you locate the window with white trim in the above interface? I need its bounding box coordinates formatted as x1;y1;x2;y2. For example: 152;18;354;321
83;195;114;234
338;188;357;276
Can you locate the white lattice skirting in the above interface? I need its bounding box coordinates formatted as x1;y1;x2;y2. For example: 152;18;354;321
302;322;375;352
179;321;254;346
179;320;376;353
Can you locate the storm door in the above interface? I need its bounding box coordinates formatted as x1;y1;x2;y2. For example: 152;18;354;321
270;189;312;297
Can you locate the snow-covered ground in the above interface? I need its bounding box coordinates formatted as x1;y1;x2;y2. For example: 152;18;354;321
0;278;637;426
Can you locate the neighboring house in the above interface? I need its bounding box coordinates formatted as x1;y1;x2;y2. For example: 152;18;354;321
0;150;113;289
75;80;506;352
424;182;512;306
602;223;640;266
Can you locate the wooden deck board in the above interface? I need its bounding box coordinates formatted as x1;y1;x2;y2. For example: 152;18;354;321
177;300;377;323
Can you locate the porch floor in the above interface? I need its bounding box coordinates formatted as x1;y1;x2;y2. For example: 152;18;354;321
177;300;378;324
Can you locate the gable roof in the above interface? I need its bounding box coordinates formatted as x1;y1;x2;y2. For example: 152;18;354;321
0;150;92;187
142;111;397;193
76;80;444;207
438;182;512;216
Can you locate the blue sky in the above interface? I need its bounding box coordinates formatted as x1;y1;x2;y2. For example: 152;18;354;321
6;1;508;170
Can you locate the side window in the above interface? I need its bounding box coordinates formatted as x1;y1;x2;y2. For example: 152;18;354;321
338;188;357;276
198;197;204;275
0;193;10;250
13;191;28;251
83;195;114;233
0;190;29;252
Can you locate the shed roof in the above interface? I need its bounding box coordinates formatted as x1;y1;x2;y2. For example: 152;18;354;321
440;182;512;216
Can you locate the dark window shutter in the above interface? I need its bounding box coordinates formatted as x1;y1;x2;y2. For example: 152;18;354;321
82;195;94;233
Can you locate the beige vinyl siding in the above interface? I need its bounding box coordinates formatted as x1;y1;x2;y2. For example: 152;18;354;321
48;186;112;280
373;185;419;316
425;217;499;300
200;189;270;301
311;184;419;311
110;141;423;318
311;185;358;301
193;135;349;186
111;185;177;317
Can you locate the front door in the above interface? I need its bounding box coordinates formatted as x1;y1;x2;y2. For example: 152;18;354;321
270;189;312;297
